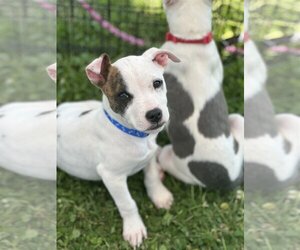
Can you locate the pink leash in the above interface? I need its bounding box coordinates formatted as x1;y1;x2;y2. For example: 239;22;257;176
77;0;145;47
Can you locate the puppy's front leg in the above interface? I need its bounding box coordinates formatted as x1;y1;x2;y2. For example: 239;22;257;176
97;165;147;248
144;156;174;209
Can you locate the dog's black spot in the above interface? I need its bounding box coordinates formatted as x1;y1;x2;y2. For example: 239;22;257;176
1;134;6;139
168;122;196;158
283;139;292;154
244;161;298;193
164;73;195;158
234;139;239;154
198;90;230;138
245;89;277;139
0;114;4;118
79;109;93;117
188;161;241;190
37;110;55;116
57;113;60;118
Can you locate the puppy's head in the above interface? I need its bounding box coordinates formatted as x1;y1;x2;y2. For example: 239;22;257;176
86;48;180;133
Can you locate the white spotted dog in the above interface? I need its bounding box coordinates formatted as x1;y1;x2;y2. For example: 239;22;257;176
244;0;300;192
148;0;244;191
0;63;56;180
57;48;180;248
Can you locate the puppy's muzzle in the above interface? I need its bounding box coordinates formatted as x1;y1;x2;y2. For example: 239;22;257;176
145;108;162;124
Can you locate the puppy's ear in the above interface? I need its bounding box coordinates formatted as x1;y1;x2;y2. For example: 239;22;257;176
86;53;111;88
46;63;56;82
143;48;180;68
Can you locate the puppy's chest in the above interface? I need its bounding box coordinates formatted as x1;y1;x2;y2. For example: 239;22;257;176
120;139;157;175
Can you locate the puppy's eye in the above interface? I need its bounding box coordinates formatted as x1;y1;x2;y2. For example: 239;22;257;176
153;79;163;89
118;91;130;99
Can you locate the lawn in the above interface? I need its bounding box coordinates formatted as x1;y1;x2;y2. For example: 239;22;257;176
57;171;244;250
0;169;56;250
245;187;300;250
56;0;244;249
56;58;245;250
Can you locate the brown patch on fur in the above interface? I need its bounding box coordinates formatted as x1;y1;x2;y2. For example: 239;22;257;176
101;66;133;114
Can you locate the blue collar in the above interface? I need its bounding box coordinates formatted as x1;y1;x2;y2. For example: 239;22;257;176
104;110;149;138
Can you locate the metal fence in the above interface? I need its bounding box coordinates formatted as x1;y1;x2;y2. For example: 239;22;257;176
0;0;56;102
57;0;244;59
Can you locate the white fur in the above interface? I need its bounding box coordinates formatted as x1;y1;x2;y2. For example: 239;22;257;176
112;53;170;131
0;101;56;180
57;49;178;247
150;0;244;187
0;64;56;180
244;40;267;100
244;5;300;183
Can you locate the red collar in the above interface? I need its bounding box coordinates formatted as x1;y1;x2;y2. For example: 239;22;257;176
166;32;213;44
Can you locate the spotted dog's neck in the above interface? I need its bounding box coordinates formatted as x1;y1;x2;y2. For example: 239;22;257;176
165;0;212;39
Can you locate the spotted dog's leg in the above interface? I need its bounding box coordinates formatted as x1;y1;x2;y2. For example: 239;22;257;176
276;114;300;150
158;145;197;184
276;114;300;167
276;114;300;181
144;154;174;209
228;114;244;185
229;114;244;147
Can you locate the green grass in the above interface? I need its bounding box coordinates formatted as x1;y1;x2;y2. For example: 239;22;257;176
56;0;244;248
56;55;244;249
57;171;244;249
0;2;56;103
245;186;300;250
0;169;56;250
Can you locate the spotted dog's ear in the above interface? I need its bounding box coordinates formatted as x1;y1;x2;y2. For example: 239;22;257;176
46;63;56;82
143;47;181;68
85;53;111;88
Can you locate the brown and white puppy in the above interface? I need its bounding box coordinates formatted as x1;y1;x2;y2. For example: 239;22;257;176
57;48;180;247
0;63;56;180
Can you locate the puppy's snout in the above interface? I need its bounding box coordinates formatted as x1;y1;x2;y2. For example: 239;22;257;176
145;108;162;124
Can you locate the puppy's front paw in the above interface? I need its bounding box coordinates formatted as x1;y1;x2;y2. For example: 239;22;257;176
123;215;147;248
150;185;174;210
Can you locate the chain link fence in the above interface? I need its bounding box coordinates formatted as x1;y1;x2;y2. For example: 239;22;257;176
57;0;244;58
57;0;244;105
0;0;56;102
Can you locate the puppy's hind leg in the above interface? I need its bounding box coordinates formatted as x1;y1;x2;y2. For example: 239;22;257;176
159;145;197;184
144;153;174;210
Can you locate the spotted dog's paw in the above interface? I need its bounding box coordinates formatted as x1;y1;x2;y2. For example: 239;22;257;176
123;215;147;248
150;185;174;210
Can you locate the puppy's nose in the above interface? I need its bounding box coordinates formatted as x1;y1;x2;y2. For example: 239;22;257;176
145;108;162;123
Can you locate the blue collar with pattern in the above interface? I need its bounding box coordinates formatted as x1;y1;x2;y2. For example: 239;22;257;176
104;110;149;138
